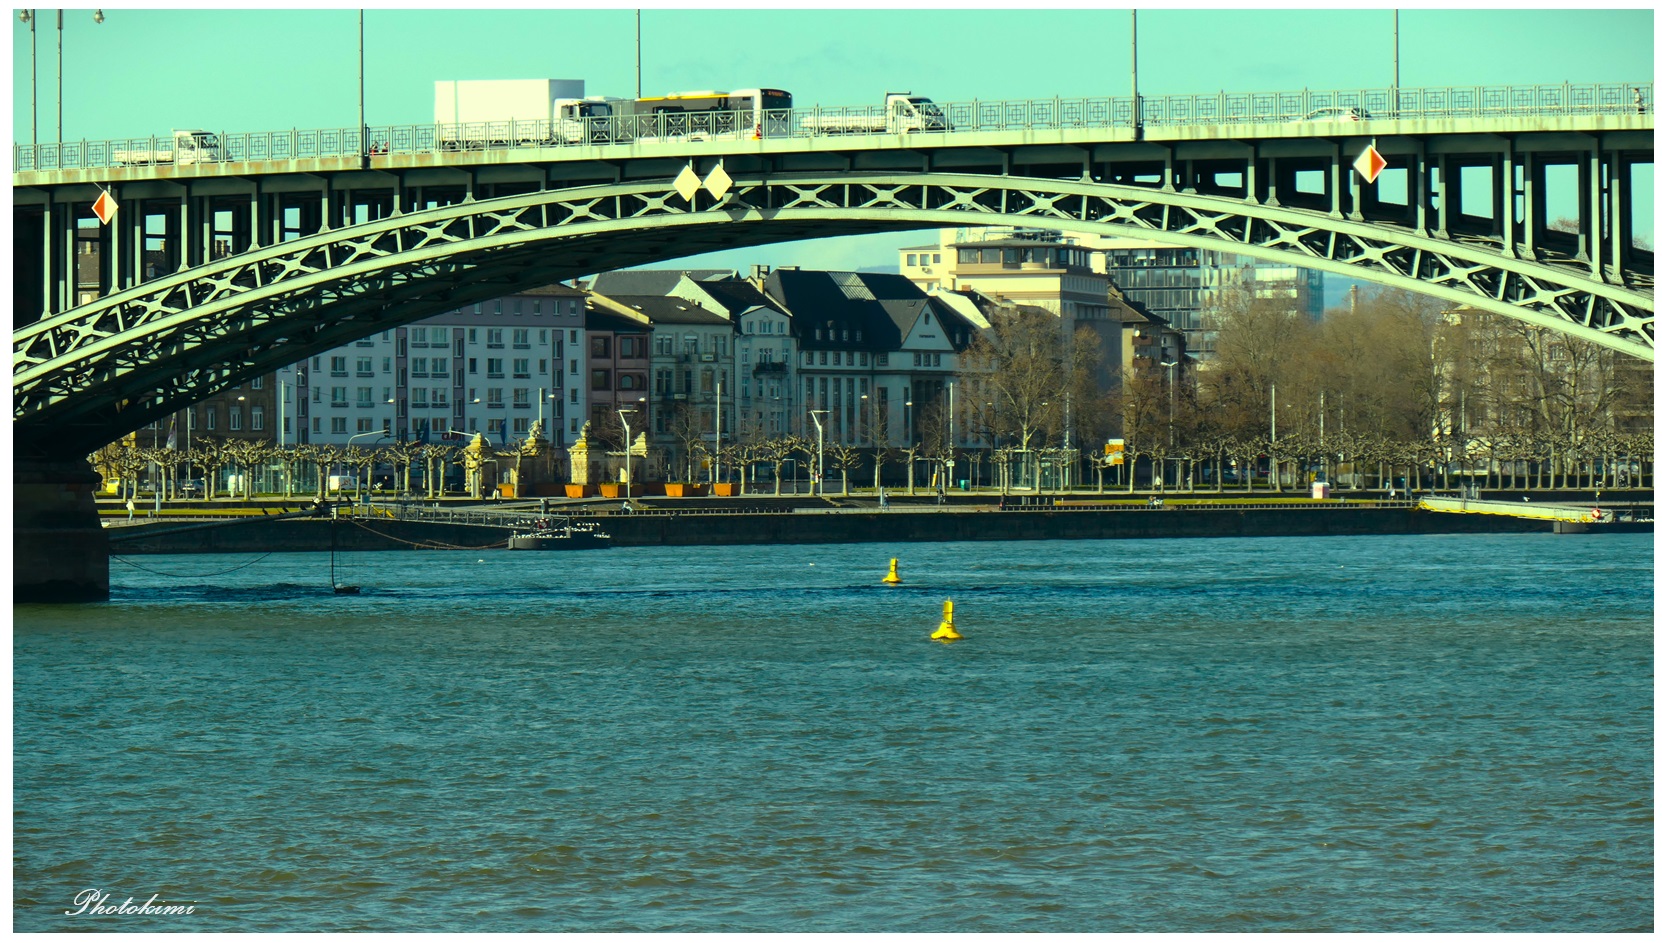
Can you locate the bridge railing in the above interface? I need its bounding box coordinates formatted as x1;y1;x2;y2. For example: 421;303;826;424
13;81;1650;173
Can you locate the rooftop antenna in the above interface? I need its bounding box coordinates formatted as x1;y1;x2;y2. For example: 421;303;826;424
635;10;641;99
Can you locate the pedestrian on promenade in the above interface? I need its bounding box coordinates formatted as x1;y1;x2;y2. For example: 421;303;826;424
125;497;135;521
1635;87;1646;115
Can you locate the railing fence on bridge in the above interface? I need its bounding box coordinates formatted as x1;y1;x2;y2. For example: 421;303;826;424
14;80;1650;173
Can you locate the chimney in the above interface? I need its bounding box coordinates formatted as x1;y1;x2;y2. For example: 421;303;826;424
750;264;770;280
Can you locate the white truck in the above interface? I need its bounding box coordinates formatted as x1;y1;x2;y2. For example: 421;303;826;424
111;129;227;165
800;92;952;135
434;79;616;148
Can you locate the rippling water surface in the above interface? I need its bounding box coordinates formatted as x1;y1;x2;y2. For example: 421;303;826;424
14;533;1653;931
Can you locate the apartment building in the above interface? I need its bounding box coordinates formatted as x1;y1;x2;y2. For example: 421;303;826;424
285;283;586;448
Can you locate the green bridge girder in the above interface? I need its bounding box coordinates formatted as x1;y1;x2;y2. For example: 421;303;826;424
13;123;1655;457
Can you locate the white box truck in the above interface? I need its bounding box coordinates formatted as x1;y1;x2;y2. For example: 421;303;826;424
435;79;615;148
800;92;951;135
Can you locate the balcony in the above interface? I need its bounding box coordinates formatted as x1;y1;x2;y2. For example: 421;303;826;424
753;361;788;376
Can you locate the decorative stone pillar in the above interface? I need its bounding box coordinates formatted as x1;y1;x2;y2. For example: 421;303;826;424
568;421;592;486
15;455;110;603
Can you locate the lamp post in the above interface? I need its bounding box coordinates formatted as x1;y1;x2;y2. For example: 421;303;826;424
52;9;104;145
618;406;637;501
809;409;828;496
346;430;385;502
17;10;36;146
1161;359;1179;492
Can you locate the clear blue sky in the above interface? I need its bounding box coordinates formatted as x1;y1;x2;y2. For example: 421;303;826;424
11;4;1655;283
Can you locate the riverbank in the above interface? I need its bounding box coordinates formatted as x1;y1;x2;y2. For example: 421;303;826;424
101;499;1646;555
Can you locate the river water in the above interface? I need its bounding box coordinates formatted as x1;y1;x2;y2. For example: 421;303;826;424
13;533;1653;931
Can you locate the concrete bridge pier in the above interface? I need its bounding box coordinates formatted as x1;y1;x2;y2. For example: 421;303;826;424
14;456;110;603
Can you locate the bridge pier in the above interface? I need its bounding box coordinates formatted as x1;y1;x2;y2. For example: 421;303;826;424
14;456;110;603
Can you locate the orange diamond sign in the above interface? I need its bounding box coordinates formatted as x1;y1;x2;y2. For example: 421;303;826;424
1353;145;1387;184
92;190;118;225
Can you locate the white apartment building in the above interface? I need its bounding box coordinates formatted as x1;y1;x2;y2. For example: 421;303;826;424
288;284;587;447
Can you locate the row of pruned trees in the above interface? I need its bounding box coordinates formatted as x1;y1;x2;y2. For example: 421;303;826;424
91;434;557;500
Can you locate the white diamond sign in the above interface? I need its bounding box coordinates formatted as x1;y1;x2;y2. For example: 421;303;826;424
703;162;732;200
673;164;701;202
92;190;118;225
1353;144;1387;184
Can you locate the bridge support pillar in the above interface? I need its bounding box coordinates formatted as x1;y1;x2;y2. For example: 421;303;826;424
14;456;110;603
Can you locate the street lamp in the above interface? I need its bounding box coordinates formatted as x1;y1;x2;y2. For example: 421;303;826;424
48;8;104;145
17;10;36;147
346;430;386;502
809;409;829;496
617;406;638;502
1160;359;1179;491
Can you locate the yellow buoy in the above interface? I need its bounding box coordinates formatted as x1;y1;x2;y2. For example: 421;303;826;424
931;598;961;642
883;558;903;585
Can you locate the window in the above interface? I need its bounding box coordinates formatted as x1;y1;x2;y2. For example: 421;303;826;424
331;417;347;434
569;359;578;375
469;358;477;375
431;358;449;379
332;387;347;406
513;300;523;316
487;358;504;379
513;388;530;408
833;352;841;366
411;358;428;378
432;388;449;408
487;329;504;349
330;356;347;377
620;373;640;391
251;406;265;431
907;253;917;266
356;417;375;433
513;358;530;378
655;369;672;394
513;328;530;349
357;387;373;407
487;388;504;408
620;336;644;359
513;417;530;435
592;369;611;390
251;376;264;390
412;388;428;408
591;336;610;358
539;359;548;375
312;417;321;435
229;408;243;431
411;327;428;347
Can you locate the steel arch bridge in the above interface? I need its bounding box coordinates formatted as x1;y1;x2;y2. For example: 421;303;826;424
13;91;1655;459
16;169;1656;457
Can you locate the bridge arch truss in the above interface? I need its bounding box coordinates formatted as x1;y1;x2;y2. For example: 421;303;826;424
15;163;1655;455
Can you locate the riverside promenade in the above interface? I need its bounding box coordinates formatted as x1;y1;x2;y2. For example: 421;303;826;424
97;489;1652;554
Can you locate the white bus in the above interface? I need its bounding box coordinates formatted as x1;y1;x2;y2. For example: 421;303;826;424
621;88;794;141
